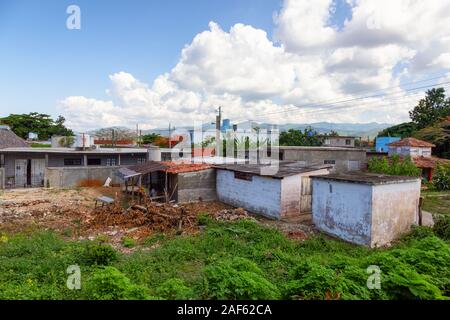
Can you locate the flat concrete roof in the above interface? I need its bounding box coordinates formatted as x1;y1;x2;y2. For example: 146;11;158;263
311;172;420;185
215;161;331;178
279;146;365;152
0;147;148;154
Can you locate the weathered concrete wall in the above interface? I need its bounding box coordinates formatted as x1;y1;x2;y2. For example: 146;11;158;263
177;169;217;202
370;180;420;247
45;167;123;188
312;179;373;246
216;169;282;219
2;153;45;179
388;146;432;157
280;174;301;217
0;167;4;189
281;148;367;172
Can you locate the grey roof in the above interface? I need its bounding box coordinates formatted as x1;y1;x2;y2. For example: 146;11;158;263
311;172;420;185
214;161;331;178
0;129;29;149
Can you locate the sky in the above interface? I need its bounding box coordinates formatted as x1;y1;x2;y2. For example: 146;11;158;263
1;0;450;131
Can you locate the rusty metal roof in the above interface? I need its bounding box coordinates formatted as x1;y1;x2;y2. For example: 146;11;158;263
126;160;213;176
388;137;435;148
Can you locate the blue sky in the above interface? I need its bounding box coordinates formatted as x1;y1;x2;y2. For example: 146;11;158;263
0;0;286;117
1;0;448;129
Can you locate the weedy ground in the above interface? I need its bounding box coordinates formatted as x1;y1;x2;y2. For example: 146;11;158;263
0;216;448;300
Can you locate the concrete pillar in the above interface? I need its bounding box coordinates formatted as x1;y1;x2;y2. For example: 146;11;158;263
118;154;121;166
148;146;161;162
45;154;49;167
83;154;87;167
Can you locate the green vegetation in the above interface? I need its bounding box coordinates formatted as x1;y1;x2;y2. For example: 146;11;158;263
421;190;450;215
0;113;73;140
30;143;51;148
433;164;450;191
279;128;323;146
377;88;450;158
368;155;421;177
0;219;449;300
141;133;161;145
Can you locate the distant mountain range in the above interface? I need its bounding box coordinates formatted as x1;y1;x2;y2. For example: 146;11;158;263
88;122;394;139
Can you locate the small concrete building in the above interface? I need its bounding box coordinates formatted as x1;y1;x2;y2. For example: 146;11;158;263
215;161;331;220
375;137;401;152
279;146;367;172
311;173;421;247
321;136;357;148
388;137;434;157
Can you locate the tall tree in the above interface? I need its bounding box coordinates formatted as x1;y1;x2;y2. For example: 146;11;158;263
0;113;73;140
279;128;323;146
409;88;450;129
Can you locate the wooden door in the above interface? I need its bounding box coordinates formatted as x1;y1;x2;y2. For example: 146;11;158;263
300;176;312;214
14;159;28;188
31;159;46;186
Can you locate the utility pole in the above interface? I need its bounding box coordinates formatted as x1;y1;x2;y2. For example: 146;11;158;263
215;106;222;157
168;123;171;148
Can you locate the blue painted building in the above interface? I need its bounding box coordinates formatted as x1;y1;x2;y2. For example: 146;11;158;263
375;137;401;152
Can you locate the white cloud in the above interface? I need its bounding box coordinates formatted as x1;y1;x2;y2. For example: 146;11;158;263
59;0;450;131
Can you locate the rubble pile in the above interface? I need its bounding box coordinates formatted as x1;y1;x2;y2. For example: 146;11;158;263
214;208;251;221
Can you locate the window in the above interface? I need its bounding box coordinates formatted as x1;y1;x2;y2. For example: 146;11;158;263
137;157;146;164
345;139;351;145
234;171;253;181
64;158;82;166
324;160;336;165
106;158;116;166
87;158;101;166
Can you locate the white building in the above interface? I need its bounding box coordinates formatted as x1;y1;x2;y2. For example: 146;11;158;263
215;161;331;220
388;137;434;158
311;173;421;247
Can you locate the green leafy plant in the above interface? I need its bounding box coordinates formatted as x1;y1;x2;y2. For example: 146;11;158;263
433;215;450;241
122;237;136;248
84;266;150;300
84;242;118;266
433;164;450;191
368;155;421;176
155;278;194;300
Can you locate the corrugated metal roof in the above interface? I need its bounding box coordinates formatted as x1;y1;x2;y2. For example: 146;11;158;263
127;160;213;175
0;147;148;154
311;172;420;185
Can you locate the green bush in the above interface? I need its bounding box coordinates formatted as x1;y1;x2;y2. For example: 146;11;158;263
84;243;118;266
368;155;421;176
122;237;136;248
203;257;280;300
197;213;213;226
84;266;150;300
433;215;450;241
155;278;194;300
433;164;450;191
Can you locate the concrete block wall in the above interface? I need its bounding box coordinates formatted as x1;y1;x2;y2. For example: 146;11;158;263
45;167;123;188
177;169;217;202
216;169;282;219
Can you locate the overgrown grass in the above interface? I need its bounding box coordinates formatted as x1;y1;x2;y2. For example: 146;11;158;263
0;220;449;300
422;190;450;215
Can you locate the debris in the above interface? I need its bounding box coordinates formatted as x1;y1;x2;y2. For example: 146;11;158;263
103;177;112;187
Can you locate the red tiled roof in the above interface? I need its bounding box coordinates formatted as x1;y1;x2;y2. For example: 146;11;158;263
161;161;213;174
412;156;450;169
388;137;435;148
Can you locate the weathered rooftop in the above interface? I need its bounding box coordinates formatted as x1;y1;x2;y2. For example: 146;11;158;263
215;161;331;178
311;172;420;185
388;137;435;148
126;160;213;176
0;129;29;149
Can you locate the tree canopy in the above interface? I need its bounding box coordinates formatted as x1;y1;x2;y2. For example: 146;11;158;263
279;128;323;146
409;88;450;129
0;113;73;140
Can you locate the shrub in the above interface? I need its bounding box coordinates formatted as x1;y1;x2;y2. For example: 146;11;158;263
368;155;420;176
197;213;213;226
122;237;136;248
433;164;450;191
84;266;150;300
155;278;194;300
202;257;280;300
433;215;450;241
84;243;118;266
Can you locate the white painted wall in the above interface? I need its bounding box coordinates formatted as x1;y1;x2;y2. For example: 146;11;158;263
312;179;373;246
216;169;282;219
388;146;432;157
371;180;420;247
